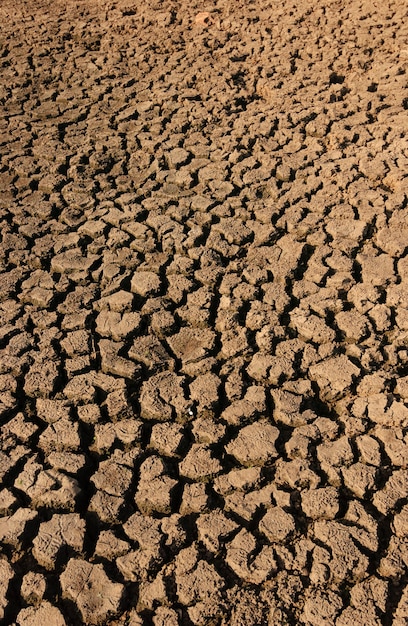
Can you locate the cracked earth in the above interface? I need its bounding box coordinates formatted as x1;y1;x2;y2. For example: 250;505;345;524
0;0;407;624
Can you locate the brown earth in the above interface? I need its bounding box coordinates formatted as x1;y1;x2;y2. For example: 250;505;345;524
0;0;407;624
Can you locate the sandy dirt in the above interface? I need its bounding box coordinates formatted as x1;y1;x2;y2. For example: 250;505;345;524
0;0;407;624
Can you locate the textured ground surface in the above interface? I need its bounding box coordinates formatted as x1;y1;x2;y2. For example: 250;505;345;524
0;0;408;624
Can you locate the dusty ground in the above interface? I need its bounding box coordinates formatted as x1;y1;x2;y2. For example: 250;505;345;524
0;0;407;624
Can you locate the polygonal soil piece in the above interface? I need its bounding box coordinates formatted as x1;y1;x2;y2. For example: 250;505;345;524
301;487;340;520
0;508;38;548
166;327;216;371
33;513;85;570
16;601;67;626
88;491;125;524
131;271;161;297
270;389;306;427
0;558;14;620
356;435;382;467
18;463;80;510
152;606;179;626
343;502;378;553
274;458;320;490
149;422;185;457
222;386;267;426
378;535;408;579
128;334;174;371
225;421;279;467
94;530;130;560
0;488;18;515
136;475;178;515
95;290;134;312
20;572;47;605
213;467;262;495
290;310;336;344
135;456;178;515
393;505;408;538
192;416;226;444
309;354;360;400
180;483;209;515
38;419;81;453
342;462;377;498
36;399;71;423
178;443;223;481
225;528;277;584
96;310;142;341
24;359;60;398
99;339;140;379
138;569;169;610
301;589;343;626
140;371;189;421
60;559;124;625
167;147;190;169
349;575;389;614
116;549;163;582
91;460;133;498
336;310;368;342
372;469;408;514
317;436;354;468
175;547;224;618
259;507;296;543
189;372;221;412
312;520;369;583
51;250;99;275
224;484;276;522
336;605;383;626
60;330;90;356
375;225;408;257
393;585;408;625
196;510;239;552
123;512;162;550
3;413;38;443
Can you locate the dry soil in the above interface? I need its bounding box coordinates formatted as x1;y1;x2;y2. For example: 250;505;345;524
0;0;407;624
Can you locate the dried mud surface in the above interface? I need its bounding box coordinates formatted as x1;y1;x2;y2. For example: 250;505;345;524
0;0;407;624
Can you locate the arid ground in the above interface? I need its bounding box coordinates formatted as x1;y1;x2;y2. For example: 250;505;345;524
0;0;407;624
